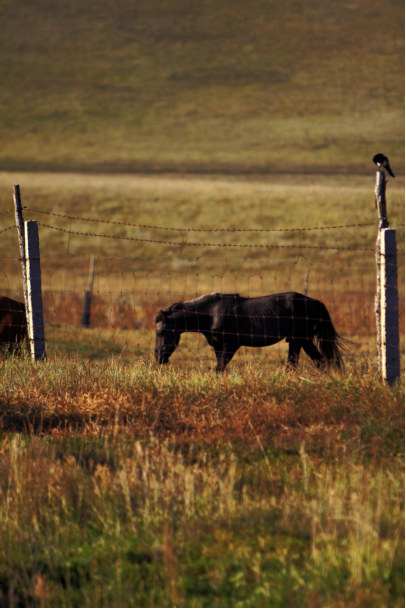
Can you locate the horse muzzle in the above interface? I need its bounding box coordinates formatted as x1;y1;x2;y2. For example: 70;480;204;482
155;351;170;365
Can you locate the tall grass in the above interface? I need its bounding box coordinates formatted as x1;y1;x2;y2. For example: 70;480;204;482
0;356;404;607
0;434;403;607
0;355;404;455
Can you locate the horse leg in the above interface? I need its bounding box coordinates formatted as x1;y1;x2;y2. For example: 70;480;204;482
214;344;237;373
302;340;324;368
287;340;302;369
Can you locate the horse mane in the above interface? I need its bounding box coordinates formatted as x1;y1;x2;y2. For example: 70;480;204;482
165;292;240;312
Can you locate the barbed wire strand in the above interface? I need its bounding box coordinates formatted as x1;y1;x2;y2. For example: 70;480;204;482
24;207;405;232
0;225;15;235
38;222;392;252
37;222;406;253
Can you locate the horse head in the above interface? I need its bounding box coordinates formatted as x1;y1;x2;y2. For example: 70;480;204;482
154;308;182;364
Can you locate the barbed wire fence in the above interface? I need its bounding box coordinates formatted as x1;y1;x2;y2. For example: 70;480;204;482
0;182;404;378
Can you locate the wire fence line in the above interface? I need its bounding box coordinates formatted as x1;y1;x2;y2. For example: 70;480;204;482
0;202;404;368
1;206;406;232
2;220;404;254
0;225;15;235
36;222;389;252
24;208;387;232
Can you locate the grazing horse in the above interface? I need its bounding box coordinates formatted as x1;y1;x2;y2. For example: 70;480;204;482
0;296;27;355
154;292;349;372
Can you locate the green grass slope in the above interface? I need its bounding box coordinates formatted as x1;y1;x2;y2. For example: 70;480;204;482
0;0;404;174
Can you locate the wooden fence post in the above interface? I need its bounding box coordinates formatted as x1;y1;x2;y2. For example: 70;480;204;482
13;185;30;324
379;229;400;383
81;255;95;328
304;270;309;296
24;220;46;361
375;171;399;383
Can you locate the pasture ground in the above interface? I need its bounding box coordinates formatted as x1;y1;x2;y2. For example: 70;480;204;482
0;171;405;607
0;1;404;604
0;171;404;608
0;355;404;608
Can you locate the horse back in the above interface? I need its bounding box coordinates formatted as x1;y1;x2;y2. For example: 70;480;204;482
209;292;323;344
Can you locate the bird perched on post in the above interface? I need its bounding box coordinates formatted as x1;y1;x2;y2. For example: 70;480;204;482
372;153;395;177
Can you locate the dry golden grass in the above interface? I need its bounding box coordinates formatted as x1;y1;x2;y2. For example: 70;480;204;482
1;356;403;456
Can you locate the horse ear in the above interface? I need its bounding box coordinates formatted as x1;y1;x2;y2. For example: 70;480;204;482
154;310;166;323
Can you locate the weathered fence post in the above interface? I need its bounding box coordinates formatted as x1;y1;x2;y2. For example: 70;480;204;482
379;229;400;383
24;220;46;361
13;185;30;321
375;171;399;383
81;254;95;328
304;270;309;296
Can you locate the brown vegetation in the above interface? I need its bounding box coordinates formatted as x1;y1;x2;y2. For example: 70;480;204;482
1;357;403;458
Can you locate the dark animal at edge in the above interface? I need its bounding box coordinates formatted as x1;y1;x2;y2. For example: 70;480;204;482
0;296;27;355
154;292;350;372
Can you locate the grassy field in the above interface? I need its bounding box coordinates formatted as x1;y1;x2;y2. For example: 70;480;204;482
0;1;404;607
0;355;404;608
0;0;404;175
0;171;403;607
0;154;404;609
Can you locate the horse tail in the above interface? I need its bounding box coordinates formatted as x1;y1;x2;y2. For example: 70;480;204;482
314;301;351;369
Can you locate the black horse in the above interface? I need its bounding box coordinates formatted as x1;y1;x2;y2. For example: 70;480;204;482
0;296;27;355
154;292;349;372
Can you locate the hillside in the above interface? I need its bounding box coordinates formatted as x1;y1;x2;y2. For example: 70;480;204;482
0;0;404;174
